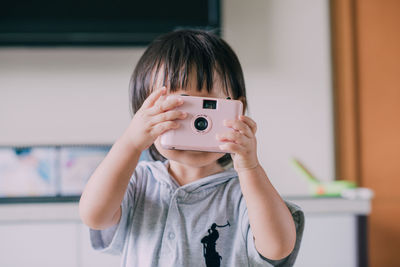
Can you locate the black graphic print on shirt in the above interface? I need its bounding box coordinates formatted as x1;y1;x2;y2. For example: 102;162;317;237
200;221;231;267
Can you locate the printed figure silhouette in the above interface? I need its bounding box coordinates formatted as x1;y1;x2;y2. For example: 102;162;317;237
201;221;230;267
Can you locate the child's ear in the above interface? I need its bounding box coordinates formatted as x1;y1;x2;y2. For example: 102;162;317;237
238;96;247;114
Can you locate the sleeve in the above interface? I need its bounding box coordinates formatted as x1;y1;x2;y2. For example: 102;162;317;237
241;200;305;267
89;167;140;255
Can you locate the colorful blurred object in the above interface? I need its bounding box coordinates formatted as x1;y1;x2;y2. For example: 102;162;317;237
291;158;357;197
0;145;110;197
0;147;57;197
59;146;110;196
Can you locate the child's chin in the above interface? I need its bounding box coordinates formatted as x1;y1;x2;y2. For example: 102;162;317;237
180;150;215;155
168;149;222;157
161;149;224;166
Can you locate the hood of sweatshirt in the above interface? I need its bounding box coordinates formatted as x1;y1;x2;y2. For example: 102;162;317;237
138;160;239;194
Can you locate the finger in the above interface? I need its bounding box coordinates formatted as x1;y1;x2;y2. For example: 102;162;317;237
152;88;168;107
216;131;248;145
223;119;253;138
148;96;184;115
142;87;167;109
219;142;246;154
149;110;187;126
151;121;180;136
239;115;257;134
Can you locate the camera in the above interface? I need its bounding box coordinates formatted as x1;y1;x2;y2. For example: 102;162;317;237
160;95;243;152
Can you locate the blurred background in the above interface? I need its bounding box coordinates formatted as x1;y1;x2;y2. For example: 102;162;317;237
0;0;398;266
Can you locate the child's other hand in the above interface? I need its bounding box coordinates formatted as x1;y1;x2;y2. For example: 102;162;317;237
124;87;187;152
216;115;259;173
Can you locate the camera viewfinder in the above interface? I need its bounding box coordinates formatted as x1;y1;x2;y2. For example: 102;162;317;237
203;100;217;109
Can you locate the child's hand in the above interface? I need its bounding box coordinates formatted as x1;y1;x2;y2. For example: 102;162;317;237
216;115;259;173
124;87;187;152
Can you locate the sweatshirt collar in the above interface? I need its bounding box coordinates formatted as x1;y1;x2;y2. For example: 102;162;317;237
145;160;238;193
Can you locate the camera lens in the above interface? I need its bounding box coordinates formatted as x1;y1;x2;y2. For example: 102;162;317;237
194;117;208;131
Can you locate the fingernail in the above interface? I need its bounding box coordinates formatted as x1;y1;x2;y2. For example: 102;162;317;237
180;111;187;118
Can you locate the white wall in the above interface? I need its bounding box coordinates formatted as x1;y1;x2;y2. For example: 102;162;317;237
223;0;335;194
0;0;334;196
0;48;142;145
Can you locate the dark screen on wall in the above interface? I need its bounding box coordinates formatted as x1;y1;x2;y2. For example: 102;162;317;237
0;0;219;45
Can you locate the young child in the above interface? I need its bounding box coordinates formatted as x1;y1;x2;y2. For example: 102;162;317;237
79;29;304;267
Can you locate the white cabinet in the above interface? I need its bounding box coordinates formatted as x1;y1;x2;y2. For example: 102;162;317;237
79;224;120;267
295;215;357;267
0;222;120;267
288;197;371;267
0;203;120;267
0;198;370;267
0;223;78;267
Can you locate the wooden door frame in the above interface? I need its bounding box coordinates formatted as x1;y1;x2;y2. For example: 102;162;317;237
330;0;360;184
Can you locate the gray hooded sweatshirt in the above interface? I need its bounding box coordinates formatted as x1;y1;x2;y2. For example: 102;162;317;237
90;160;304;267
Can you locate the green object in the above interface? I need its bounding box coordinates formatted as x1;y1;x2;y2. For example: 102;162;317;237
291;158;356;197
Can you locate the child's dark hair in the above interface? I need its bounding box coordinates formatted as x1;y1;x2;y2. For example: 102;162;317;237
129;29;247;166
